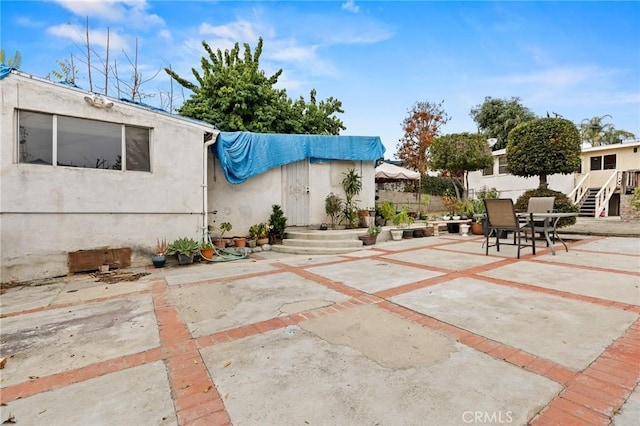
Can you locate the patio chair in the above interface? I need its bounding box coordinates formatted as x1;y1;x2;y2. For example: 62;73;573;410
484;198;535;259
522;197;555;244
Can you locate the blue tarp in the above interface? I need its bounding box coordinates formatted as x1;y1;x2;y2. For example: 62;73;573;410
214;132;386;184
0;65;15;80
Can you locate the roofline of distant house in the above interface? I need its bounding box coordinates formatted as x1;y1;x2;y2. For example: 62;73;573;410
489;139;640;157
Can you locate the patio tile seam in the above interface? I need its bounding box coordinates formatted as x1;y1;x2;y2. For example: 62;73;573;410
0;347;163;404
195;296;380;349
277;263;370;298
167;268;285;288
374;272;465;299
472;273;640;311
375;300;578;385
151;279;231;425
375;256;454;275
0;288;152;319
528;258;640;277
570;247;640;258
531;318;640;424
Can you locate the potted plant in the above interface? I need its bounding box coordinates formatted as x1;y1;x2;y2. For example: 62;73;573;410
325;193;343;230
269;204;287;244
358;225;381;246
250;222;270;246
391;207;414;240
200;241;214;259
379;200;396;226
167;237;200;265
213;222;232;247
233;236;247;248
152;238;167;268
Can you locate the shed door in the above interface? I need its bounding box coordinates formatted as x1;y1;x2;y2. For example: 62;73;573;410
285;160;309;226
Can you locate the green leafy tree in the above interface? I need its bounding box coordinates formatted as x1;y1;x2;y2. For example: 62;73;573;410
579;115;636;146
165;38;345;134
0;49;22;68
397;100;450;175
506;117;581;189
470;96;536;150
430;133;494;199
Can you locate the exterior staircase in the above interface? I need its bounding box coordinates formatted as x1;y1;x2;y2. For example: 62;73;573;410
271;228;369;255
578;188;599;217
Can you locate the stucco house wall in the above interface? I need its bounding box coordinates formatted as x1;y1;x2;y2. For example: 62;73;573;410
1;71;215;282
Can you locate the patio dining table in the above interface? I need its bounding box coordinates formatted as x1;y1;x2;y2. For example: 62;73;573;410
517;212;578;255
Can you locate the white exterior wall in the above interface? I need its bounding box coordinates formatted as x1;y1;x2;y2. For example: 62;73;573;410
467;142;640;201
208;159;376;235
0;73;215;282
307;160;376;225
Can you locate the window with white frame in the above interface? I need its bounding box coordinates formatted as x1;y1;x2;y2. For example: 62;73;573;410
17;110;151;172
482;163;494;176
498;156;508;174
589;154;617;171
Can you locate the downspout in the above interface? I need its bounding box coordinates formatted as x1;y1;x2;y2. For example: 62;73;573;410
203;132;217;242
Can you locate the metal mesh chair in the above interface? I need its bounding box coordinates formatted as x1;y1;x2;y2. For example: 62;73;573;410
484;199;535;259
523;197;555;244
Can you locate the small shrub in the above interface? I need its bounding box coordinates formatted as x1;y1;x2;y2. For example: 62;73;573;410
514;188;578;228
325;193;343;229
269;204;287;240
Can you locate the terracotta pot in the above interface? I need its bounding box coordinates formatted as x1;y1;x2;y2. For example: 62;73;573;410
471;222;484;235
358;234;377;246
234;237;247;248
213;239;226;248
201;248;214;259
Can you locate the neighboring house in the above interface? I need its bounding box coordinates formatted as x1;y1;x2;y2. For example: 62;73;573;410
467;141;640;219
0;69;384;282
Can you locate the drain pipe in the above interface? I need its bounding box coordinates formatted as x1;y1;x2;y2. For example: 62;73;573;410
203;132;218;242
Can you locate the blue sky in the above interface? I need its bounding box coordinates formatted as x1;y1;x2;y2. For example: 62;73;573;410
2;0;639;158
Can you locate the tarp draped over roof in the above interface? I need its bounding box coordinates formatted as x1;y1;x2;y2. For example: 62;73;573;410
375;162;420;181
214;132;386;184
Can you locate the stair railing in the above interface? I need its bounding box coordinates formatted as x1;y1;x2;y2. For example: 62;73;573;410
568;173;590;205
594;171;619;218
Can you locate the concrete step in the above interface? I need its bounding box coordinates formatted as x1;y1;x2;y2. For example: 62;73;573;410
271;244;368;255
282;238;363;248
285;229;365;241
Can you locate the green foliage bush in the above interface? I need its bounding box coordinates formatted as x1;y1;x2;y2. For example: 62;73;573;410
269;204;287;240
419;176;463;196
514;188;578;228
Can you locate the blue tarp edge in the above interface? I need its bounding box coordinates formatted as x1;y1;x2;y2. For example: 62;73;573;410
213;131;386;184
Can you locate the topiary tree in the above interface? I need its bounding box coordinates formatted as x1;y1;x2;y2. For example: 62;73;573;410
430;132;494;199
506;118;581;189
514;188;578;228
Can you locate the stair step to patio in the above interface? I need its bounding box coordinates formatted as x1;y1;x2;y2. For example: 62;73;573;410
271;244;367;255
271;228;369;255
282;238;363;248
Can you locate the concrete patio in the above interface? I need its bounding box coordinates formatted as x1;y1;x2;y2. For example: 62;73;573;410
1;232;638;425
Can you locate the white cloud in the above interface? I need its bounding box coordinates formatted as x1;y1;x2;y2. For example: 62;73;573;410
199;20;259;42
53;0;164;26
342;1;360;13
158;29;171;41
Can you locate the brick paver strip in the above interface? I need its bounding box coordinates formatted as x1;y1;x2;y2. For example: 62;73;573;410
151;279;231;425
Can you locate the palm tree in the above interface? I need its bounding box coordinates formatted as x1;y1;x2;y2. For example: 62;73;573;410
579;115;614;147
